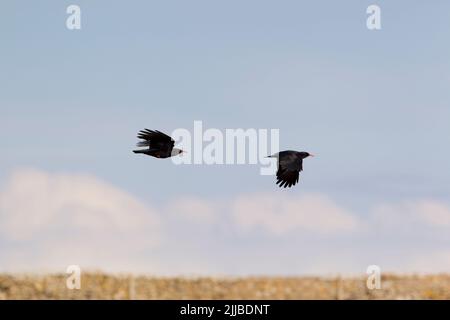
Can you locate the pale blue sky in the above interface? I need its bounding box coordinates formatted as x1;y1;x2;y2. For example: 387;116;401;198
0;1;449;275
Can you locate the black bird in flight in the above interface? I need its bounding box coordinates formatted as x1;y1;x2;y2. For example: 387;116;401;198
268;151;314;188
133;129;184;158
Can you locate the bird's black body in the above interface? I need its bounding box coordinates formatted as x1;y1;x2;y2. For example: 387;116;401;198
269;150;312;188
133;129;181;158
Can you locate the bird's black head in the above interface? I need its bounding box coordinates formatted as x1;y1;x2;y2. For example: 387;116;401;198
297;151;314;159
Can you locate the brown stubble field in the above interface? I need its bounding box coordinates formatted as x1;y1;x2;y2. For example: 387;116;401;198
0;273;449;299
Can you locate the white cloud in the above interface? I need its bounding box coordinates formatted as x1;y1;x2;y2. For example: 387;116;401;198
0;168;161;272
406;251;450;273
165;196;217;224
0;168;449;275
409;200;450;227
372;199;450;230
231;193;361;235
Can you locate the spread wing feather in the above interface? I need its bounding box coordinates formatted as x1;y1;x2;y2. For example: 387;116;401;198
275;152;303;188
136;129;175;151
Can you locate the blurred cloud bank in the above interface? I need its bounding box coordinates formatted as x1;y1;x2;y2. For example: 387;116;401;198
0;168;449;275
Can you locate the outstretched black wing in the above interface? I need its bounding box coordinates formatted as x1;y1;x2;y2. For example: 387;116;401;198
136;129;175;152
276;152;303;188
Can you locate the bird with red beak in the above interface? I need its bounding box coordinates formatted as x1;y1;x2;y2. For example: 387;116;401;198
267;150;314;188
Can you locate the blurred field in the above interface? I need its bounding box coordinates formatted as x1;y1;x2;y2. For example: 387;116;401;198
0;273;449;300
